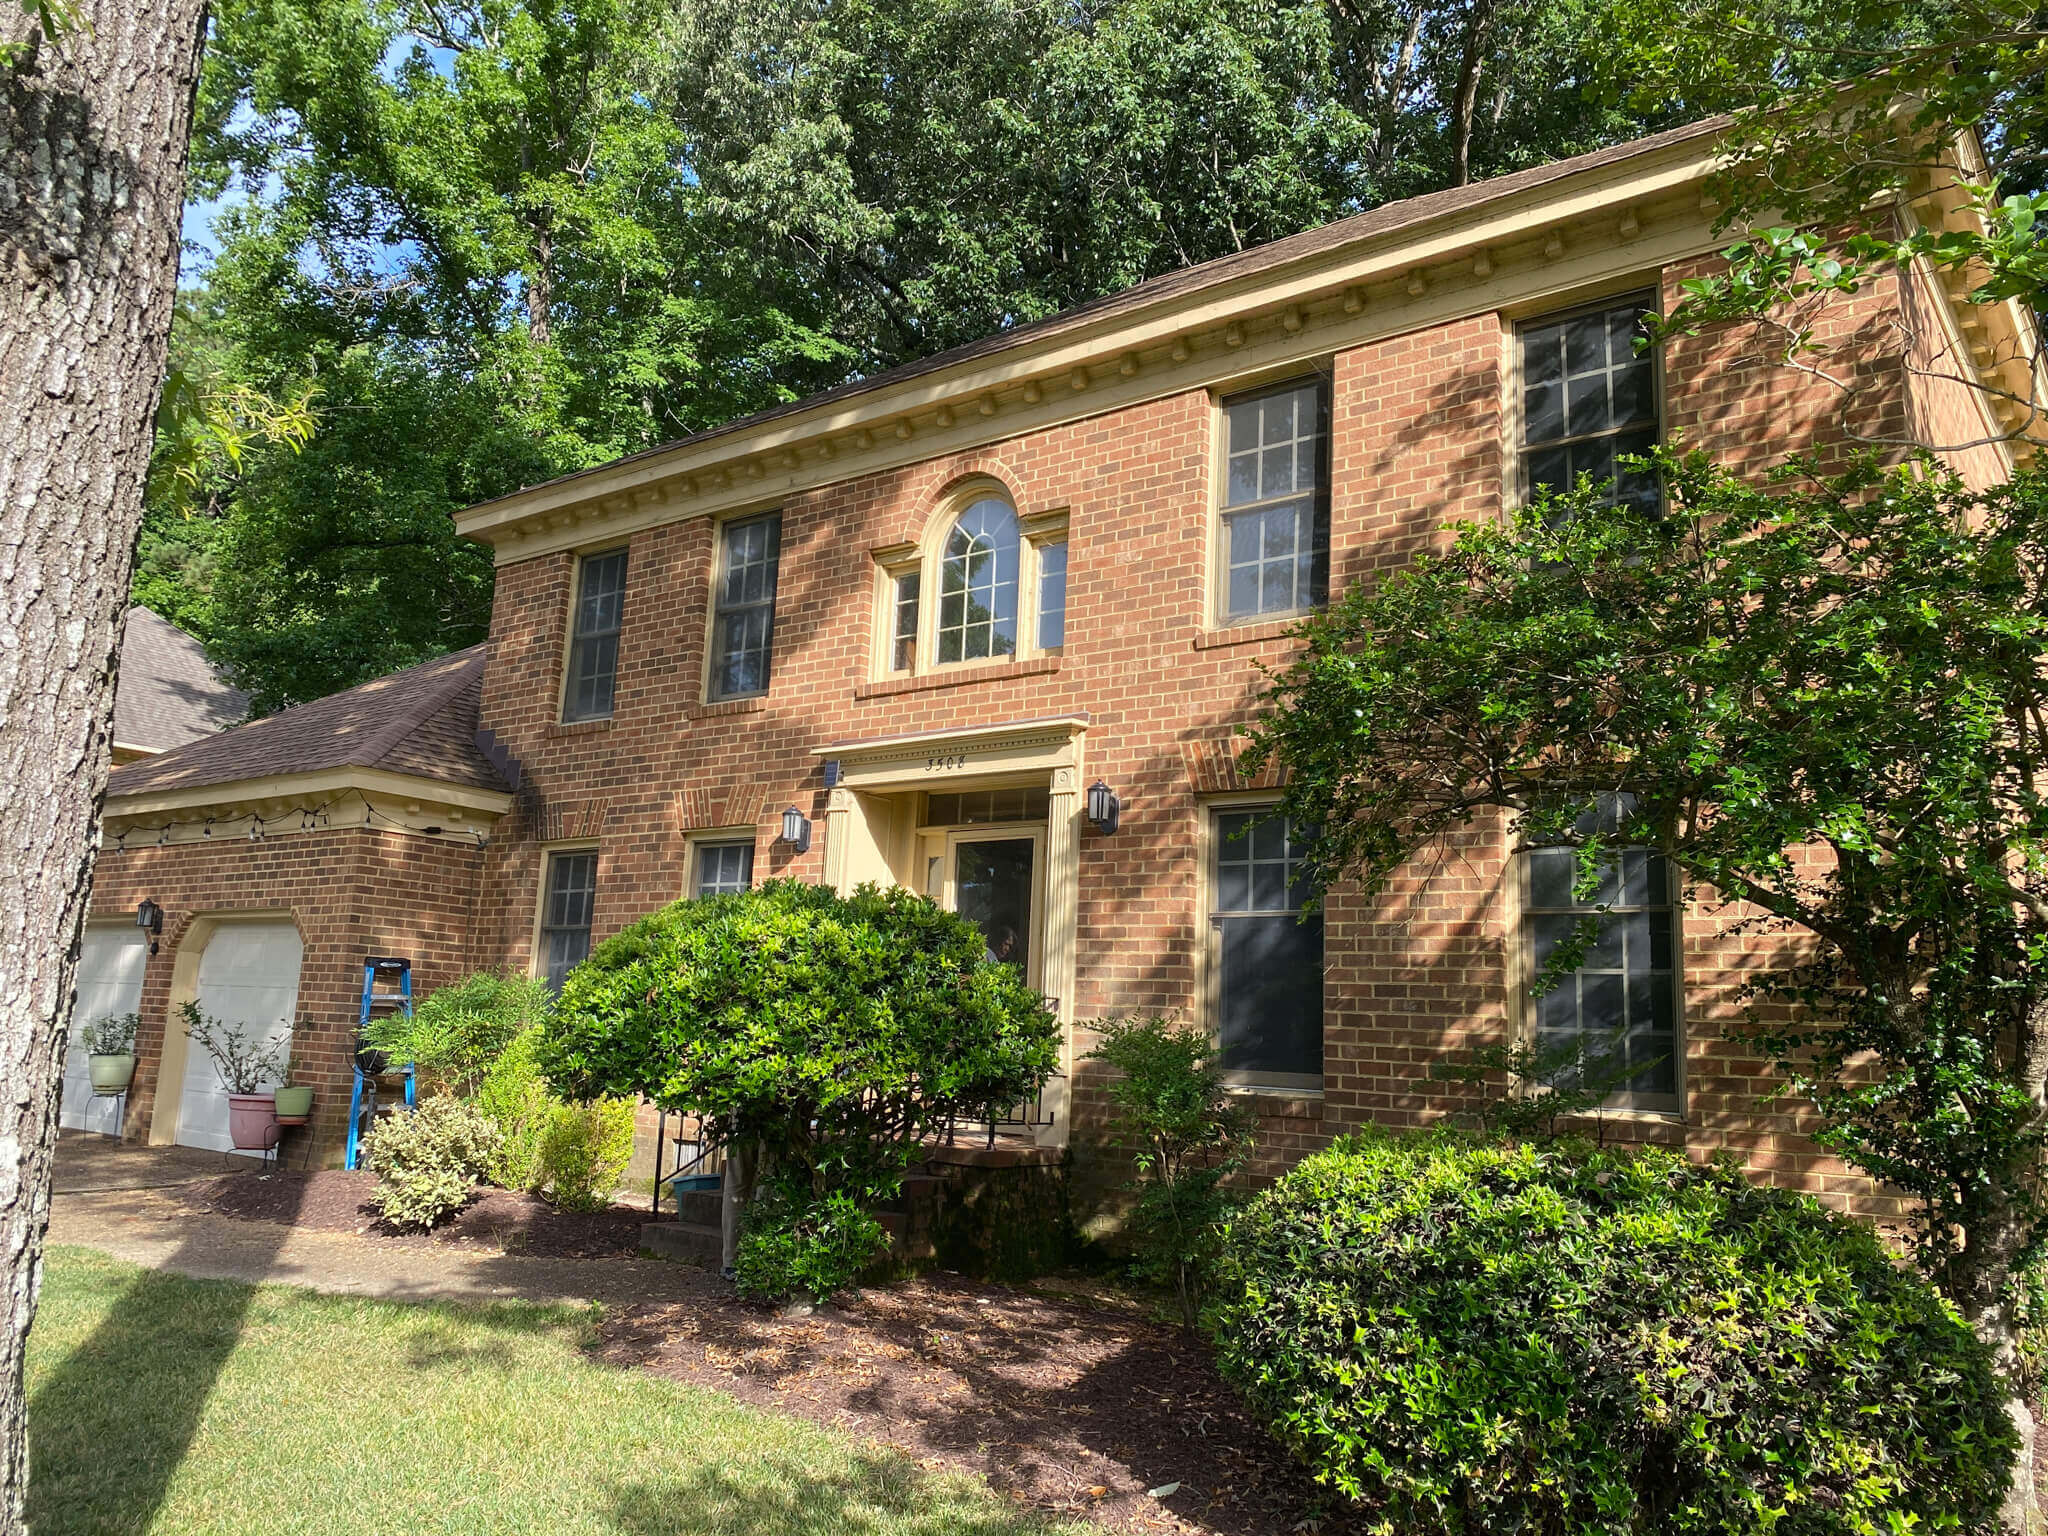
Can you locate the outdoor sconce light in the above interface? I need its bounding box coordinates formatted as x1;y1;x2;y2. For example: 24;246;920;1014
780;806;812;855
135;898;163;955
1086;780;1122;836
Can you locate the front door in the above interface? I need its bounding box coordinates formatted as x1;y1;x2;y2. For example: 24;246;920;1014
946;833;1042;988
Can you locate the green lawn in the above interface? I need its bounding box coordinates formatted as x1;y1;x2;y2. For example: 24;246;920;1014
27;1247;1079;1536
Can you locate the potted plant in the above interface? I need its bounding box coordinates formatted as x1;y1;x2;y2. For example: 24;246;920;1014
273;1059;314;1126
181;1002;289;1151
78;1012;139;1096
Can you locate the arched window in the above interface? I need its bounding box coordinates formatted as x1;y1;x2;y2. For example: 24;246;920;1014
936;496;1021;664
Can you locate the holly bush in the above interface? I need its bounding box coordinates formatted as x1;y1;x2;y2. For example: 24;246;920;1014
542;879;1060;1298
1210;1130;2014;1535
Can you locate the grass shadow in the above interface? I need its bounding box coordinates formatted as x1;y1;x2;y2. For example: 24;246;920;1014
28;1149;305;1535
604;1454;1072;1536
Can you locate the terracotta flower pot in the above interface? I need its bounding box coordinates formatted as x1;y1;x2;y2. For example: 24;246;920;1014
228;1093;280;1151
273;1086;314;1125
87;1053;135;1096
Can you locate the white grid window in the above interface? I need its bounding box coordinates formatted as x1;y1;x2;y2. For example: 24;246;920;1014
693;840;754;897
1523;843;1680;1105
563;550;626;723
540;851;598;991
937;498;1021;665
1221;380;1329;623
710;513;781;701
1521;296;1660;514
1212;809;1323;1084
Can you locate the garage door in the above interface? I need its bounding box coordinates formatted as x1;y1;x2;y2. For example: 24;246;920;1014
177;921;301;1153
59;926;148;1135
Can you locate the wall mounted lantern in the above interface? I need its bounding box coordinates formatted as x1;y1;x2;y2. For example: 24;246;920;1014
1086;780;1122;836
135;898;164;955
780;806;812;855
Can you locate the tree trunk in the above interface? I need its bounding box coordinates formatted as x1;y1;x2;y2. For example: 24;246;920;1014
1449;0;1500;188
0;3;208;1526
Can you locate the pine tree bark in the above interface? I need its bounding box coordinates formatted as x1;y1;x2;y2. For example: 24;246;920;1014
0;2;208;1526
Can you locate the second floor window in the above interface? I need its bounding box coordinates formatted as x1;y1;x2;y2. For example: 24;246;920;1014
709;512;782;701
938;497;1021;664
1220;378;1329;625
539;850;597;991
562;549;626;723
1520;295;1660;513
1037;540;1067;650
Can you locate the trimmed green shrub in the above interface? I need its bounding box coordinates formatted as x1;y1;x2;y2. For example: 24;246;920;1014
1084;1016;1255;1327
734;1181;889;1306
360;1096;501;1232
537;1097;637;1212
544;879;1061;1301
1211;1131;2015;1534
475;1026;552;1191
361;970;551;1096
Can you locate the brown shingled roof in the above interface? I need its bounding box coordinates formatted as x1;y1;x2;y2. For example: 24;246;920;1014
105;646;510;801
461;116;1730;517
113;607;247;753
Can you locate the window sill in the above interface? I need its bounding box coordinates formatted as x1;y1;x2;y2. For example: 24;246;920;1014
1556;1104;1686;1129
546;718;614;739
1223;1085;1324;1120
690;696;767;720
856;654;1061;700
1193;616;1312;651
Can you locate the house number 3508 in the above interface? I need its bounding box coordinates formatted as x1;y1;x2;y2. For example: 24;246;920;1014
925;754;966;772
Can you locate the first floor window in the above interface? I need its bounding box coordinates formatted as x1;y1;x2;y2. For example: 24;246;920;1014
694;839;754;897
540;850;598;991
1523;843;1680;1104
1212;808;1323;1085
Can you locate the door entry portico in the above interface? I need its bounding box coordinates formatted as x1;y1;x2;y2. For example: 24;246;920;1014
813;715;1087;1145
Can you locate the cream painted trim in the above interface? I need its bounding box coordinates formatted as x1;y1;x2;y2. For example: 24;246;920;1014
105;767;514;823
462;136;1743;563
151;910;307;1148
815;714;1087;793
1901;243;2021;476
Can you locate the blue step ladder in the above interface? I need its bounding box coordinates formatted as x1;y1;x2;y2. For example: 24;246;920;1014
344;957;416;1171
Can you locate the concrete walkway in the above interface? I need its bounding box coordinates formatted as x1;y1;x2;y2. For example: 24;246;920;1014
47;1134;721;1309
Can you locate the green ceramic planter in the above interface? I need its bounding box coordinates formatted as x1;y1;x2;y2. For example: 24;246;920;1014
87;1053;135;1096
273;1085;314;1124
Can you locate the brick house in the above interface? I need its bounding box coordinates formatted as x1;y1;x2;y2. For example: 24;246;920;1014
84;119;2037;1213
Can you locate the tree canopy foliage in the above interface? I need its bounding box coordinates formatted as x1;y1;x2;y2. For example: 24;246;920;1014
154;0;1685;711
1244;454;2048;1518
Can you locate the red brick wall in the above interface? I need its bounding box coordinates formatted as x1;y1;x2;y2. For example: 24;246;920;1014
88;827;484;1163
90;255;1929;1212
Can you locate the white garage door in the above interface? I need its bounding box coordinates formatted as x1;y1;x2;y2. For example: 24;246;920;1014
177;921;301;1153
59;926;148;1135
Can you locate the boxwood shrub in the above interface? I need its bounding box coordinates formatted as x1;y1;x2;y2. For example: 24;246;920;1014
1209;1131;2014;1535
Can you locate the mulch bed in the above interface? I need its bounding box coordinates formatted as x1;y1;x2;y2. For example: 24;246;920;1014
595;1272;1357;1535
179;1170;1348;1532
174;1168;649;1260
